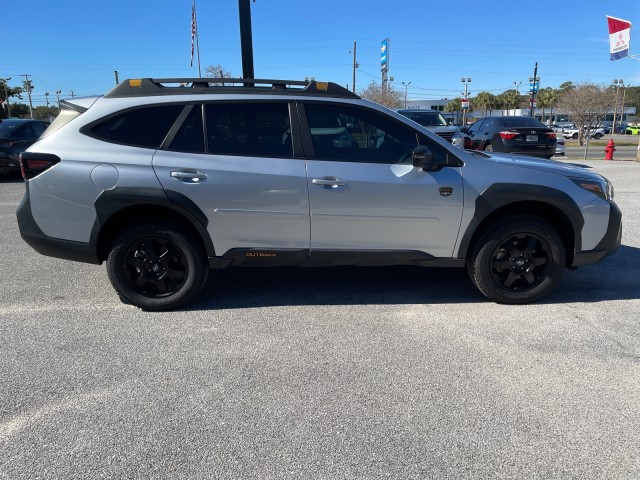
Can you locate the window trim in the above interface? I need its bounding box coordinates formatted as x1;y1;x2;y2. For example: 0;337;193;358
298;101;462;166
81;102;187;149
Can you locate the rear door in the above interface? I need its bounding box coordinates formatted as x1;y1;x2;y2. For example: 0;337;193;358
153;102;310;257
301;102;464;259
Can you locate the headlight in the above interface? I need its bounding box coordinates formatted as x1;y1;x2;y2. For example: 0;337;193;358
571;177;613;200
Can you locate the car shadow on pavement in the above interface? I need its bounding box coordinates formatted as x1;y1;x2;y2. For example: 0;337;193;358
189;244;640;310
192;265;481;310
0;172;24;183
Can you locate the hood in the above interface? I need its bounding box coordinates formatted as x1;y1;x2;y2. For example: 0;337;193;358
466;150;600;180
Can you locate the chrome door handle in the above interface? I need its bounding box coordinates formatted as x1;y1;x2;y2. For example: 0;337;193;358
170;170;207;183
312;177;346;188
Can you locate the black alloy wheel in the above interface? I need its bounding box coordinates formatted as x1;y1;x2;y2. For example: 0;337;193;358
107;222;207;311
467;215;566;304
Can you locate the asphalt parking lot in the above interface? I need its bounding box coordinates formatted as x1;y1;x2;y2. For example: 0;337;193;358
1;161;639;479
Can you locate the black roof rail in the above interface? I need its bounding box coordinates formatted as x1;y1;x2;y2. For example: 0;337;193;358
104;78;360;99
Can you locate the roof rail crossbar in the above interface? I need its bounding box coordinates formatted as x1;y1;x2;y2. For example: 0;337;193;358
104;78;359;99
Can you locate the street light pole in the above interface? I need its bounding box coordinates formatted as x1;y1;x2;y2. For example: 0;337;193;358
55;90;62;111
611;79;623;135
45;92;50;119
402;81;411;108
461;77;471;125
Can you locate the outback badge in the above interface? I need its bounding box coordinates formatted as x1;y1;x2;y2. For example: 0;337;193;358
439;187;453;197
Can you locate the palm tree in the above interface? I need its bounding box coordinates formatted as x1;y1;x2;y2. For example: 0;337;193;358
537;87;559;125
473;92;497;117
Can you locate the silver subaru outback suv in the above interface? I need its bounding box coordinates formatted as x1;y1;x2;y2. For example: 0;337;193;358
17;78;621;311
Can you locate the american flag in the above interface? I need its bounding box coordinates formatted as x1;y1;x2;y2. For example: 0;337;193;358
190;1;197;67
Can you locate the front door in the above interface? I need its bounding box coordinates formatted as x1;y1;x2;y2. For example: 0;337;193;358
302;103;464;259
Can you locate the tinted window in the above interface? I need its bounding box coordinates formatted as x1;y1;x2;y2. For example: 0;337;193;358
205;103;292;158
497;117;546;128
467;119;484;134
305;104;418;163
33;122;49;136
401;111;446;127
168;105;205;153
91;105;184;148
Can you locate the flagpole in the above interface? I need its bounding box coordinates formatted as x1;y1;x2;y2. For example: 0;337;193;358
191;0;202;77
195;1;202;78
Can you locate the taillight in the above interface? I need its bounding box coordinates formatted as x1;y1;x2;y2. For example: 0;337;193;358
20;152;60;179
499;131;519;140
463;136;472;149
547;132;557;139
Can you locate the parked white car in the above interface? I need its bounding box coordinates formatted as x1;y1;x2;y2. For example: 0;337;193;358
562;126;605;140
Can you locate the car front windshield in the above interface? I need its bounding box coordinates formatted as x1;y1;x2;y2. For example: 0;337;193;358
405;112;447;127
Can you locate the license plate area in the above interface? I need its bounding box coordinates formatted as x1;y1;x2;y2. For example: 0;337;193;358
526;135;538;142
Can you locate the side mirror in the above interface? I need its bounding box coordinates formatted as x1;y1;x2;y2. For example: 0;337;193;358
412;145;439;171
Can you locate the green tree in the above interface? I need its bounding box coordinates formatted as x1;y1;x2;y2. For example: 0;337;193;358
473;92;498;117
537;87;559;125
497;89;520;114
8;103;30;118
0;79;25;118
34;105;59;120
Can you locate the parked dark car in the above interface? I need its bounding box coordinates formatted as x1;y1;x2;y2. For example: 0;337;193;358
461;116;557;158
0;119;50;174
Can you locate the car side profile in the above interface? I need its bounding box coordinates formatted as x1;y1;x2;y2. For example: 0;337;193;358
17;78;621;311
461;116;557;158
0;119;50;174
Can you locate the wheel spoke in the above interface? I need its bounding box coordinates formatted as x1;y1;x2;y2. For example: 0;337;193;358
532;256;548;267
503;238;521;258
493;259;512;270
523;271;536;285
503;271;520;288
151;277;169;294
125;257;145;270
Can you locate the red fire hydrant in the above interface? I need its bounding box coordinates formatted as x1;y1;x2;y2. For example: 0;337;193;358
604;138;616;160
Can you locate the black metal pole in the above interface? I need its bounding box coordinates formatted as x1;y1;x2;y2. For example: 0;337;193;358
238;0;255;84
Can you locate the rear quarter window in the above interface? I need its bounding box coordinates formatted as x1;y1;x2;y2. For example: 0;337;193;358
88;105;184;148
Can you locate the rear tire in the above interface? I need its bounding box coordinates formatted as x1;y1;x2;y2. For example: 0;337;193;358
467;215;565;304
106;222;208;311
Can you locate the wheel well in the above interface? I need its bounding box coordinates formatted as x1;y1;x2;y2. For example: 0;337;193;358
468;201;576;266
96;204;210;263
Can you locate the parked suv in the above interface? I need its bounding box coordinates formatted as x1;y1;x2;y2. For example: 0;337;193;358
396;108;460;143
17;78;621;310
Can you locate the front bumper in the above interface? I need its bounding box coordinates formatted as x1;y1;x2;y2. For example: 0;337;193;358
572;201;622;267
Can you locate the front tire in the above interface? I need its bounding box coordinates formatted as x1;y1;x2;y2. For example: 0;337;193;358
107;222;208;311
467;215;566;304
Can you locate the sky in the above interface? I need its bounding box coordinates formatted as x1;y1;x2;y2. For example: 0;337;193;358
3;0;639;107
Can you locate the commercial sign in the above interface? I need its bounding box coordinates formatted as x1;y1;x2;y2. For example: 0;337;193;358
381;38;389;72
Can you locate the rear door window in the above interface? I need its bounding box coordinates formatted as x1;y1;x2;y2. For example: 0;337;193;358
203;102;293;158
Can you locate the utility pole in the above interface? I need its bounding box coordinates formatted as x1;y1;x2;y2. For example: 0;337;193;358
351;40;358;94
1;77;10;118
114;70;119;85
238;0;255;84
402;81;411;108
21;74;34;119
